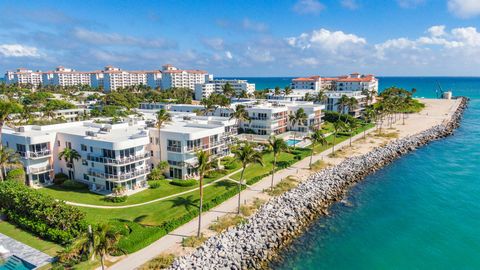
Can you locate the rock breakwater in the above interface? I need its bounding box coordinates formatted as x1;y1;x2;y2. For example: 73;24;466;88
170;98;468;270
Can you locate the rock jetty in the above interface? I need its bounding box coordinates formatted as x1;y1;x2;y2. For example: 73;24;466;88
170;97;468;270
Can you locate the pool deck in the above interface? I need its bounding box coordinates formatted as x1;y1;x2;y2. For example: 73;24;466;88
0;233;53;269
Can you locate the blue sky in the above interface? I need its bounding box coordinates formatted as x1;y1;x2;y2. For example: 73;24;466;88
1;0;480;76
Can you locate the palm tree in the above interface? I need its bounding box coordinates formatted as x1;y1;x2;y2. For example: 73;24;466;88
345;120;361;147
58;148;81;180
93;224;125;270
156;109;171;162
0;147;20;181
233;143;263;214
315;90;328;105
274;86;281;96
284;86;293;96
0;100;22;147
195;150;214;237
200;97;216;116
336;95;350;115
305;129;327;168
331;120;346;156
230;104;250;130
288;108;307;148
348;97;359;116
222;82;235;98
363;107;376;138
267;136;288;190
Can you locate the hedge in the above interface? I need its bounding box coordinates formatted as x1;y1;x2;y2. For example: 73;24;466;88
323;110;357;124
170;179;197;187
0;181;87;244
103;195;128;203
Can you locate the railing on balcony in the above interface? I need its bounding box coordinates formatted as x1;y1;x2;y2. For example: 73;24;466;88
29;165;53;174
186;140;224;152
17;150;51;159
87;168;150;181
87;153;150;165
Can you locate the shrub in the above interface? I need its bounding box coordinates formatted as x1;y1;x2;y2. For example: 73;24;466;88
149;181;161;189
182;234;207;248
148;168;165;181
209;215;244;233
140;254;175;270
6;168;25;184
170;179;197;187
104;195;128;203
0;181;86;244
323;110;356;124
266;176;299;196
53;173;69;185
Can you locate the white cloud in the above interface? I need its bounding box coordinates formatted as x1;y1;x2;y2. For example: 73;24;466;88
225;51;233;59
287;28;366;53
427;25;446;37
0;44;41;57
397;0;425;8
202;38;224;50
293;0;325;15
341;0;359;10
448;0;480;18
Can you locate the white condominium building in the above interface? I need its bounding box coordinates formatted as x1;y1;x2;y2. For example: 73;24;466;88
5;68;43;87
42;66;92;86
194;79;255;100
2;120;151;192
103;66;149;92
287;102;324;132
161;64;212;90
146;71;162;89
291;76;322;91
325;91;368;117
335;73;378;94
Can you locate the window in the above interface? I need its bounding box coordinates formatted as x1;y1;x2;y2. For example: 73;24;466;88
81;144;87;151
91;162;94;167
65;142;72;149
83;174;89;181
82;159;88;165
150;150;154;157
150;137;153;143
90;146;93;152
57;140;60;146
167;140;181;152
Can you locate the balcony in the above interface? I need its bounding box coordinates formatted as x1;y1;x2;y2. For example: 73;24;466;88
17;150;51;159
29;165;53;174
87;153;150;165
87;168;150;182
186;140;224;152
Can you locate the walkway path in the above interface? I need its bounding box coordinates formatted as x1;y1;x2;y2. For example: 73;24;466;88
0;233;53;268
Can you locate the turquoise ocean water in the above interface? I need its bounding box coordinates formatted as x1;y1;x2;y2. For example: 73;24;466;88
227;77;480;269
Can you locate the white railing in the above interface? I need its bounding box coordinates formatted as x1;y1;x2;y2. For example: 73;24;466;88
17;150;51;159
87;153;150;165
88;168;150;181
29;165;53;174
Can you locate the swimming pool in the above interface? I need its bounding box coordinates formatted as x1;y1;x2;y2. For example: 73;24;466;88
0;256;36;270
286;139;301;147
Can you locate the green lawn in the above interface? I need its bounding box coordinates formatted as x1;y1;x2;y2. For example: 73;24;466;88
38;160;241;206
0;220;62;256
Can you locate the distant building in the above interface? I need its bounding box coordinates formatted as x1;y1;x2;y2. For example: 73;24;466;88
102;66;149;92
194;79;255;100
161;64;212;90
291;76;322;91
41;66;92;87
5;68;43;87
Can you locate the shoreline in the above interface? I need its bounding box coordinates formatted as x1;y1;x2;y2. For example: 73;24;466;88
169;97;468;269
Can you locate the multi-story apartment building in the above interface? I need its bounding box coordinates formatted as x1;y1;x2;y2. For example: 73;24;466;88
146;71;162;89
42;66;91;86
4;68;43;87
102;66;149;92
335;73;378;93
194;79;255;100
2;120;151;192
287;103;324;132
291;76;322;91
161;64;212;90
325;91;368;117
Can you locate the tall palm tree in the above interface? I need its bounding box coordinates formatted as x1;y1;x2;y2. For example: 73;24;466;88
200;97;216;116
336;95;350;115
58;148;81;180
267;136;288;190
363;107;376;138
348;97;359;116
331;120;346;156
0;100;22;147
156;109;171;162
274;86;281;96
315;90;328;105
284;86;293;96
195;150;214;237
0;147;20;181
288;108;307;148
345;120;361;147
233;143;264;214
305;129;327;168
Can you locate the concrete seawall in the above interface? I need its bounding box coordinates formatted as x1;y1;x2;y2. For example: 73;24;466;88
169;97;468;270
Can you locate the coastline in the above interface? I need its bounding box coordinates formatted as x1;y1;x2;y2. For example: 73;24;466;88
169;97;468;270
